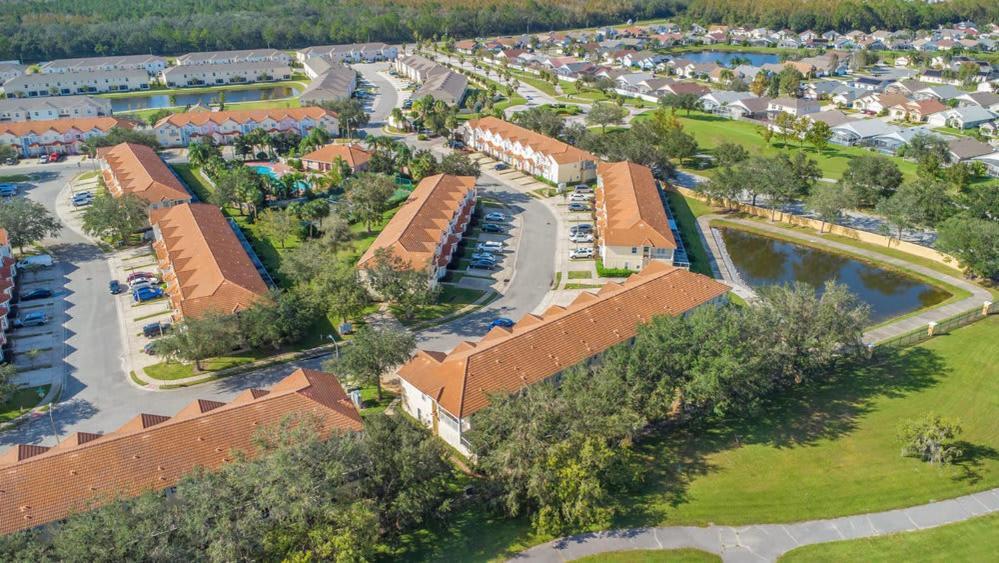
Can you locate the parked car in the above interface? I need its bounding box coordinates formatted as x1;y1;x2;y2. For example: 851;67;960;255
469;260;496;270
142;321;171;338
568;202;590;212
72;193;93;207
2;157;17;166
476;241;505;252
14;311;47;328
569;232;594;243
569;192;592;201
109;280;123;294
72;191;93;202
489;317;515;329
493;163;508;171
143;342;160;355
484;212;506;222
132;287;164;302
19;288;53;301
570;247;595;260
128;276;159;289
17;254;53;269
471;252;498;263
573;185;593;194
0;184;17;197
481;223;504;233
126;271;156;283
569;224;593;235
37;154;49;164
448;140;465;149
48;152;63;162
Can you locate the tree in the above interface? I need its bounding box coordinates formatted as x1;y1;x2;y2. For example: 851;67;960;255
586;102;627;132
897;415;963;465
511;106;565;138
714;142;749;168
317;99;369;138
806;183;852;232
438;152;481;177
887;179;955;229
839;155;903;207
0;145;16;163
0;363;18;405
155;312;241;371
0;197;61;253
300;198;330;238
237;290;312;350
81;192;148;246
364;248;438;320
346;173;396;232
805;120;832;153
777;66;802;97
935;216;999;280
900;132;950;165
757;125;774;146
187;140;222;168
323;325;415;400
659;93;701;115
256;208;297;249
700;164;748;208
772;112;797;147
321;212;353;254
749;72;768;96
875;190;916;242
144;108;174;127
83;127;160;155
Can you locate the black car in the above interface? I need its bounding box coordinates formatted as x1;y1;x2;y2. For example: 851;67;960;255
481;223;504;233
19;288;53;301
109;280;123;294
142;321;171;338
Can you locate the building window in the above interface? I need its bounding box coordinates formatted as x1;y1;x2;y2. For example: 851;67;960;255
631;247;637;254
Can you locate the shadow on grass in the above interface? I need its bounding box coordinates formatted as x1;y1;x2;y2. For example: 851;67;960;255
614;346;946;528
952;442;999;486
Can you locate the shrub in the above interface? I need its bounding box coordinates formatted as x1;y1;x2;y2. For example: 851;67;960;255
897;414;963;465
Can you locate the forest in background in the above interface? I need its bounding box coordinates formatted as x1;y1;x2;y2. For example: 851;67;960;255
0;0;997;63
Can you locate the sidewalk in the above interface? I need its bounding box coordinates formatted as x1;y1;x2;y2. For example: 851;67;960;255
514;487;999;562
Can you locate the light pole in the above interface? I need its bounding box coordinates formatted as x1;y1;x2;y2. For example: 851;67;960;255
327;334;340;359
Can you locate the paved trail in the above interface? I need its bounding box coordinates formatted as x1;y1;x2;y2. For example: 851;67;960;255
513;487;999;562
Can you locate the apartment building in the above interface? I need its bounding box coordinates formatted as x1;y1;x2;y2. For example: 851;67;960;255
296;42;397;63
1;69;150;98
97;143;192;209
463;116;598;184
397;262;730;454
299;63;357;105
356;174;477;286
0;229;15;352
161;61;292;88
149;203;269;321
0;62;26;84
0;96;112;122
0;369;362;535
394;55;468;106
153;107;339;147
0;116;131;157
39;54;167;75
175;48;291;66
301;143;372;173
595;162;677;271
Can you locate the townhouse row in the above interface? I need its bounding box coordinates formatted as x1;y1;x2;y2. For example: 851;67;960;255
394;55;469;107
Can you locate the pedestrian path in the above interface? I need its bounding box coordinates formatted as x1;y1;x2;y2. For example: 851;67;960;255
513;488;999;562
696;215;993;344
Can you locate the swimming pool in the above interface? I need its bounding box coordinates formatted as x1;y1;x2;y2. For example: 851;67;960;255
250;164;311;192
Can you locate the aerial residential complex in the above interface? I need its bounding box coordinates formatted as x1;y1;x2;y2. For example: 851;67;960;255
398;262;729;454
39;54;167;75
356;174;477;286
0;369;361;535
175;48;291;66
97;142;192;209
595;161;677;271
394;54;469;106
160;60;293;88
0;116;130;156
463;116;598;184
0;230;14;353
152;107;339;147
150;202;270;322
299;62;358;105
1;69;151;97
0;95;112;122
295;42;397;63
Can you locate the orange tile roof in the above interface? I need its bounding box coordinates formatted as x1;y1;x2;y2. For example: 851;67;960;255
301;143;372;170
357;174;476;272
0;369;361;535
0;228;7;247
467;116;597;164
596;162;676;249
398;262;729;418
149;203;269;320
155;106;335;128
0;116;131;138
97;142;191;205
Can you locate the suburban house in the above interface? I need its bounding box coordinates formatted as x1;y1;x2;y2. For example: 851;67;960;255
296;43;397;63
396;262;730;454
97;143;192;209
0;96;112;122
463;116;598;184
394;55;468;106
955;91;999;113
39;55;166;75
175;48;291;66
356;174;476;286
153;107;339;147
0;368;362;535
947;137;995;163
831;119;901;146
767;97;820;118
913;84;963;102
852;92;908;115
726;97;772;120
299;63;357;105
927;106;998;129
803;109;855;128
0;116;131;156
595;162;676;271
160;61;292;88
868;126;940;155
301;143;372;173
699;91;757;113
1;69;150;97
887;99;948;122
149;203;270;321
654;81;710;98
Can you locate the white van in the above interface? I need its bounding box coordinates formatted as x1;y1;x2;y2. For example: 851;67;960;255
17;254;54;269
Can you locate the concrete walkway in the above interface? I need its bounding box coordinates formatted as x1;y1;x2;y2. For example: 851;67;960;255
697;215;993;344
513;487;999;562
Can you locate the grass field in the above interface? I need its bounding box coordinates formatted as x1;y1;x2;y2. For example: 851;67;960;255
144;355;262;381
0;386;50;422
665;190;715;276
394;286;487;327
780;512;999;562
402;316;999;561
576;549;721;563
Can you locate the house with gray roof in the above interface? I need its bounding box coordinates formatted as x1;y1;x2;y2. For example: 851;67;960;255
161;61;292;88
726;96;771;120
767;96;820;118
0;63;26;84
928;106;997;129
699;90;757;113
2;69;150;97
175;48;290;66
395;55;467;106
0;95;112;122
831;119;901;146
955;91;999;112
947;137;995;162
39;54;166;75
913;84;963;101
803;109;854;128
296;43;397;63
299;65;357;105
869;126;943;154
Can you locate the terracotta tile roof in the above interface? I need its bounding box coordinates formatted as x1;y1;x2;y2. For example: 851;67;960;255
0;228;7;247
0;117;131;138
97;142;191;205
301;143;372;170
596;162;676;249
149;203;268;320
154;106;335;128
398;263;729;418
467;116;597;165
357;174;476;272
0;369;361;535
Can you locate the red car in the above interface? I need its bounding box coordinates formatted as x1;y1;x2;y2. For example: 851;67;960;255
48;153;63;162
126;271;156;282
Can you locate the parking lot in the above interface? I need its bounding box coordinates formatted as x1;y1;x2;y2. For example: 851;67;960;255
7;262;67;385
443;183;525;292
108;245;173;377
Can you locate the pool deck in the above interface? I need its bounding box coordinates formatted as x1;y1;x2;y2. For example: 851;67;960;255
696;215;993;345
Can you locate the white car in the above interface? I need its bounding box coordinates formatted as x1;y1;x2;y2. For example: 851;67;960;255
16;254;54;269
484;211;506;222
569;233;594;243
569;247;594;259
476;241;505;252
573;185;593;194
128;277;159;290
569;192;593;201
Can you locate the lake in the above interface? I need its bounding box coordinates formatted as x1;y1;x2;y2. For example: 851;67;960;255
721;228;949;323
110;86;300;112
679;51;780;67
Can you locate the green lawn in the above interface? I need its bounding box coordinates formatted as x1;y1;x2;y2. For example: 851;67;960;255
576;549;721;563
394;286;487;327
0;174;31;183
0;386;50;422
567;270;592;279
665;190;715;276
402;316;999;561
780;513;999;562
144;355;262;381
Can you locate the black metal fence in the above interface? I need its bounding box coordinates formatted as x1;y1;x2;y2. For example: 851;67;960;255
875;302;997;353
